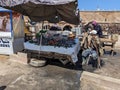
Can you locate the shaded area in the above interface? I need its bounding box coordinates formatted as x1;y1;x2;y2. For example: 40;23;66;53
63;25;72;31
45;50;83;71
0;86;6;90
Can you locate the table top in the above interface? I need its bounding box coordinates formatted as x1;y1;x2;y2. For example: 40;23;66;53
100;38;116;43
24;38;80;63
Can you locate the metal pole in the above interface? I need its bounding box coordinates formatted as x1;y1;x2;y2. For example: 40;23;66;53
38;21;44;58
10;11;13;39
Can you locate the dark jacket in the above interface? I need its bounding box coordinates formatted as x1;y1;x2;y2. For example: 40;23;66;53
93;24;103;37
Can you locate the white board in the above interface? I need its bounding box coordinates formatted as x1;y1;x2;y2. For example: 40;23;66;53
0;38;13;54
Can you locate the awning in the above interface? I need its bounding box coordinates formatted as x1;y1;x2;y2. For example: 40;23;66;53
0;0;79;25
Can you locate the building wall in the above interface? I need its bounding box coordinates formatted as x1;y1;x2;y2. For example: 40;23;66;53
80;11;120;23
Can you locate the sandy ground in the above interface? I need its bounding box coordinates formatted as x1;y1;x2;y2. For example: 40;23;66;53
93;50;120;79
81;49;120;79
0;50;120;90
0;55;81;90
80;50;120;90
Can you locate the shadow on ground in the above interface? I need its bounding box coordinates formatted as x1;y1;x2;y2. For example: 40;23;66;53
0;86;6;90
45;50;83;71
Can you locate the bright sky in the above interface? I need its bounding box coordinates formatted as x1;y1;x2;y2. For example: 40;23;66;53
78;0;120;11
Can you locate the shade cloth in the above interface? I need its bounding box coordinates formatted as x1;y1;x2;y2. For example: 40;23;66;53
0;0;79;25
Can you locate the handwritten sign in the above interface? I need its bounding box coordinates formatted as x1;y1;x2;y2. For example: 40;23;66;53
0;38;10;47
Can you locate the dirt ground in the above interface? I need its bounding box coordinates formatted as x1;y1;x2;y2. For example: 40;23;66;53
80;50;120;90
0;50;120;90
93;50;120;79
0;55;81;90
81;49;120;79
81;50;120;79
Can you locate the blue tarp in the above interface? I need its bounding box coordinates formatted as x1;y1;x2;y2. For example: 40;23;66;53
0;7;12;12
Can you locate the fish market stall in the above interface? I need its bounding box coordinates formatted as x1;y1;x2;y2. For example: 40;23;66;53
0;0;80;65
24;30;80;64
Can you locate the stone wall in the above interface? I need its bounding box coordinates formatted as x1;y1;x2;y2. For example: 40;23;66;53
80;11;120;23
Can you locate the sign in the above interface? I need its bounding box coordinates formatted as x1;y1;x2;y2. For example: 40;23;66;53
0;38;13;54
0;38;10;47
0;12;12;37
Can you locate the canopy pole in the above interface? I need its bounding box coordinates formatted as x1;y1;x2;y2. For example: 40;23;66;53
42;21;44;30
38;21;44;58
10;11;14;41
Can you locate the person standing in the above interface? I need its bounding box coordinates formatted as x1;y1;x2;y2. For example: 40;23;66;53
92;21;103;38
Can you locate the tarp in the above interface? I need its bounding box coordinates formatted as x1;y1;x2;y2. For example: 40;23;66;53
13;15;25;38
0;0;79;25
0;0;77;6
0;7;12;12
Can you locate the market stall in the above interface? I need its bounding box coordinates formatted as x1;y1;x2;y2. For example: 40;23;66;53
0;0;80;65
0;7;24;54
24;30;80;64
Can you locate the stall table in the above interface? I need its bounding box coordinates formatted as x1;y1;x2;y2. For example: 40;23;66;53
24;39;80;65
100;38;117;55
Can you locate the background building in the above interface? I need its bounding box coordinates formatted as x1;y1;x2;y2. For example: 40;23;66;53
80;11;120;23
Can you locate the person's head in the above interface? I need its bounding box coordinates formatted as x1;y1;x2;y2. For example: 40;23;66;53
84;22;94;32
92;21;97;26
88;23;94;30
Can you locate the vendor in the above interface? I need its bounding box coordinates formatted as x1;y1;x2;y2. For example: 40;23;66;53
92;21;103;38
81;29;102;68
81;23;94;49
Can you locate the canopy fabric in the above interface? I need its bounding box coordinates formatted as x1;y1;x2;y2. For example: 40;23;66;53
0;0;79;25
0;0;76;6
